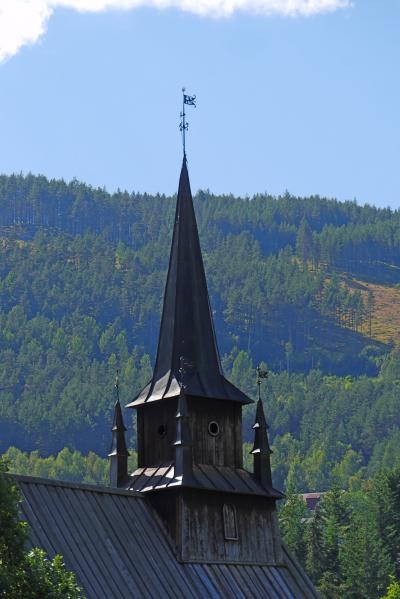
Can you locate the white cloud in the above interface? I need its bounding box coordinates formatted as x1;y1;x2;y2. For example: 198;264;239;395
0;0;351;62
0;1;51;62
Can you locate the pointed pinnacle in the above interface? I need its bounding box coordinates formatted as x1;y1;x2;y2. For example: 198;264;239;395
253;399;268;430
112;397;127;432
251;399;272;455
109;394;129;458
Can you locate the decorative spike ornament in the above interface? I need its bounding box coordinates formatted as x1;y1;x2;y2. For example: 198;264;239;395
251;397;273;489
108;372;130;487
174;373;193;481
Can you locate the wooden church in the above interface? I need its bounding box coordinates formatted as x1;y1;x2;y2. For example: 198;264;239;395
15;156;320;597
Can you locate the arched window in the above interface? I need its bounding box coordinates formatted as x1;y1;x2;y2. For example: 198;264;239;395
222;504;238;541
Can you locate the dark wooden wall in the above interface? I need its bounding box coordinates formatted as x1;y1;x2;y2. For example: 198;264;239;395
139;399;282;568
189;398;243;468
149;491;179;544
179;490;283;565
137;400;177;467
137;397;243;469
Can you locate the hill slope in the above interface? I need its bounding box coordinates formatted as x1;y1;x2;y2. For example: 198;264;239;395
0;173;399;471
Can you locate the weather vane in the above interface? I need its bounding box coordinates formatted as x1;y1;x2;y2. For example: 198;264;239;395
180;87;196;157
256;364;268;402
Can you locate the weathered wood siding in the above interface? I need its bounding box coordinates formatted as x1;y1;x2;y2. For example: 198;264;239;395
189;398;243;468
137;400;176;467
138;397;243;469
180;490;283;565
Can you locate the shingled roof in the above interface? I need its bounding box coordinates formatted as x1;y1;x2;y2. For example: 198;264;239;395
16;474;320;599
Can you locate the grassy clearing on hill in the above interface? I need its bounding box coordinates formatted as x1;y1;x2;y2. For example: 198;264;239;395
344;275;400;345
364;282;400;345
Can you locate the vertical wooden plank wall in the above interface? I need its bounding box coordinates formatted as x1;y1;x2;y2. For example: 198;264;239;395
189;398;241;468
180;491;282;565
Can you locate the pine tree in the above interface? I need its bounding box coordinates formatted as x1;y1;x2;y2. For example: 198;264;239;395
340;495;393;599
305;508;325;583
315;486;349;594
296;218;313;267
279;493;308;567
375;468;400;578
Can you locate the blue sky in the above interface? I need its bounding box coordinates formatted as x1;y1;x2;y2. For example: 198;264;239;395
0;1;399;208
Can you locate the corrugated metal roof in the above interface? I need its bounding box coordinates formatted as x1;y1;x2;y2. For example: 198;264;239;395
15;475;320;599
128;463;283;498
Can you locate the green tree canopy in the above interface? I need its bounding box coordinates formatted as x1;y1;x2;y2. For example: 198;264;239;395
0;459;84;598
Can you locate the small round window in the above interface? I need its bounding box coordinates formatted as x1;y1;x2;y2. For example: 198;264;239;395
157;424;167;438
208;421;220;436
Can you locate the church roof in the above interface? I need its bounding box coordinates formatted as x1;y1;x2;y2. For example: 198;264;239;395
15;474;320;599
126;462;283;498
127;159;252;407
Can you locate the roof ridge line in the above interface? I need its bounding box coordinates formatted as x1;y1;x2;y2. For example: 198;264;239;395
9;473;143;497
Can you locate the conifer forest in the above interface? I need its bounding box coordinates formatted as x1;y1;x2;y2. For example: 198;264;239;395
1;173;400;597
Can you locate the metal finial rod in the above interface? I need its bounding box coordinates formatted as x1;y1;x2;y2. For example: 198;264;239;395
115;369;120;402
180;87;196;158
181;88;186;157
256;364;268;402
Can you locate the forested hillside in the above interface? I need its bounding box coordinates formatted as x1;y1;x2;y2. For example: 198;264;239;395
1;173;400;491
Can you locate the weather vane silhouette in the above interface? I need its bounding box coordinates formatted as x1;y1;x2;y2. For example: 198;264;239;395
180;87;196;157
256;364;268;402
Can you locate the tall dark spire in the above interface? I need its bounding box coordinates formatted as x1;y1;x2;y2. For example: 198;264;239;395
127;159;251;406
251;399;273;489
109;373;130;487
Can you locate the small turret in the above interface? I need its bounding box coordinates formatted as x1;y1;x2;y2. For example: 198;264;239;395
251;399;273;488
109;372;129;487
251;366;273;489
